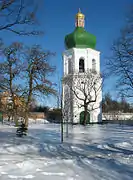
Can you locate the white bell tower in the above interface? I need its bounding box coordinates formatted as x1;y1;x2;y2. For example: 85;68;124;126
62;9;102;124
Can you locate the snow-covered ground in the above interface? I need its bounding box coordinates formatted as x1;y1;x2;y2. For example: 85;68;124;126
0;123;133;180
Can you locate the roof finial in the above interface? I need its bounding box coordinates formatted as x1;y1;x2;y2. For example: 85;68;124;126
79;8;81;13
75;8;85;27
76;8;85;19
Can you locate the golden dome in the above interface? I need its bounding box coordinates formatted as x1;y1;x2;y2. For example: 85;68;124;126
76;8;85;19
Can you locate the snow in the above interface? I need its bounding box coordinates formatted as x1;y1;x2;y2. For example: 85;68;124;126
28;118;49;124
3;118;49;126
0;123;133;179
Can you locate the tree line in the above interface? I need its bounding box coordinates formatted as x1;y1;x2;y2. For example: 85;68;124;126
102;93;133;113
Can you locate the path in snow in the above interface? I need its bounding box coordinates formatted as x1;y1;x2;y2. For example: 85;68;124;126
0;123;133;180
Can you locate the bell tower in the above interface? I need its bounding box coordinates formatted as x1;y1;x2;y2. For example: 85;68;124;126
62;9;102;124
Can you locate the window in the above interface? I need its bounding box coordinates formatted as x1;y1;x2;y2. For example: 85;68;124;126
68;58;71;74
92;59;96;71
79;59;85;73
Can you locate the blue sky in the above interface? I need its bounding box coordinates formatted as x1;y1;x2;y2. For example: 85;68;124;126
0;0;133;107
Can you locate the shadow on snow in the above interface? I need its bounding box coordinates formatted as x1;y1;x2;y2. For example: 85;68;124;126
0;124;133;178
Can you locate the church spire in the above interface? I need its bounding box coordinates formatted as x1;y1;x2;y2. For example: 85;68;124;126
75;8;85;28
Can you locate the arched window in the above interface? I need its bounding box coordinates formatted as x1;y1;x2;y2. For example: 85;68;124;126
68;58;71;74
79;59;85;73
92;59;96;71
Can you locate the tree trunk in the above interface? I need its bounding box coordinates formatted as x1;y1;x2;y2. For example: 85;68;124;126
83;105;88;126
8;116;11;122
61;90;64;143
14;113;18;127
24;106;29;128
25;72;33;128
66;114;68;138
25;113;29;128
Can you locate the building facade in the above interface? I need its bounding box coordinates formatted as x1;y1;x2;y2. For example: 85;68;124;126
62;9;102;124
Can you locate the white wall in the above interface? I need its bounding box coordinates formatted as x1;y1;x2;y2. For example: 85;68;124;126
73;48;100;73
102;113;133;121
63;48;100;76
63;48;102;124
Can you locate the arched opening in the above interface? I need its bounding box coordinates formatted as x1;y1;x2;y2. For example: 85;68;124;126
92;59;96;72
79;111;90;125
68;59;71;74
79;59;85;73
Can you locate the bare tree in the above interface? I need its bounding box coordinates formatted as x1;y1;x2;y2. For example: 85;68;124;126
22;45;56;127
60;79;72;142
107;6;133;99
56;71;61;108
0;0;42;35
0;43;57;127
0;42;24;125
63;70;102;125
60;88;64;142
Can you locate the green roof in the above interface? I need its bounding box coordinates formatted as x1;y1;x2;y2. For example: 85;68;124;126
65;27;96;49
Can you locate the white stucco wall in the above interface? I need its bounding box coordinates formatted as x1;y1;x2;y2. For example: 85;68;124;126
102;113;133;121
63;48;100;76
71;82;102;124
62;48;102;124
